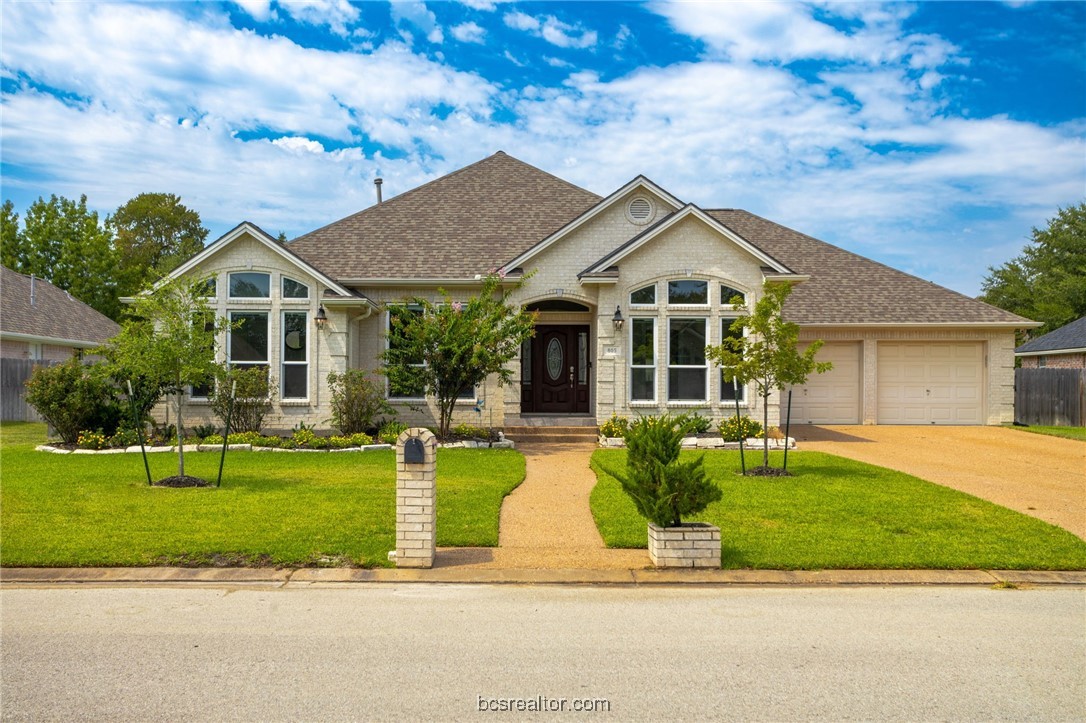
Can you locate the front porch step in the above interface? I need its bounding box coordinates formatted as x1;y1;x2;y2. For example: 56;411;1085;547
502;426;599;444
503;416;598;428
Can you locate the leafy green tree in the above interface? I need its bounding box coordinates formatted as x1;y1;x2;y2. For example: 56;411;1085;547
381;273;536;438
98;278;230;482
705;282;832;471
111;193;208;297
4;195;121;319
980;203;1086;337
1;200;26;271
620;414;721;528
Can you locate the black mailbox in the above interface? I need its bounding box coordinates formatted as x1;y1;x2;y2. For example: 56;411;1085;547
403;437;426;464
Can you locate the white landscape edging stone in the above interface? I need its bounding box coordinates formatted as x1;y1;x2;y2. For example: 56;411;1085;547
34;440;510;455
599;436;795;450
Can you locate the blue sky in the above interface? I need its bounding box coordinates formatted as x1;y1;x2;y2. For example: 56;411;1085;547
1;1;1083;297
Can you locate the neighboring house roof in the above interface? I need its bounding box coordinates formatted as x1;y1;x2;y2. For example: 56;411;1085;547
287;151;601;281
706;210;1035;326
1015;316;1086;355
0;265;120;347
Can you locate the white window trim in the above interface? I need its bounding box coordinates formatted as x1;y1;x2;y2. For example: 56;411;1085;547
281;310;309;402
386;306;427;402
228;271;272;300
228;310;270;368
718;316;748;407
666;279;710;308
667;317;708;404
282;275;310;300
629;283;657;308
629;317;657;404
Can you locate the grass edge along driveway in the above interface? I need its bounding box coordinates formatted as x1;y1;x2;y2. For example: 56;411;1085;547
1;423;524;568
590;449;1086;570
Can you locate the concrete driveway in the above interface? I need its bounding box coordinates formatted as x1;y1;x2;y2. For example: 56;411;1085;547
792;425;1086;540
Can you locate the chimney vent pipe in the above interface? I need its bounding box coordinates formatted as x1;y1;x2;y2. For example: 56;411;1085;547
374;177;383;205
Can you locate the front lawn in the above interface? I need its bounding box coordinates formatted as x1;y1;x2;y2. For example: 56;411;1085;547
590;449;1086;570
1002;424;1086;442
0;423;524;568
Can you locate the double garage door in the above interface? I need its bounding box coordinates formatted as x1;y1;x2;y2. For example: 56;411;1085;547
788;341;984;425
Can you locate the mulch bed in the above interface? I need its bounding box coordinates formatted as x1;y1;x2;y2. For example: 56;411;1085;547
153;475;212;488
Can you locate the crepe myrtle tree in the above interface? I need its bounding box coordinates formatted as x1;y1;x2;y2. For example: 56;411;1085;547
99;277;232;482
381;271;536;439
705;281;832;471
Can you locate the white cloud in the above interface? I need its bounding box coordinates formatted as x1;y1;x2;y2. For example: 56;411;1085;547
391;2;444;44
233;0;274;22
1;1;1081;296
282;0;359;36
451;21;486;44
502;10;597;49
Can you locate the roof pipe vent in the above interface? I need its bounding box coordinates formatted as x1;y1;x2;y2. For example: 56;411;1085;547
374;177;383;205
29;274;36;307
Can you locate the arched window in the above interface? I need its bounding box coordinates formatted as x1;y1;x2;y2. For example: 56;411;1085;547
283;276;309;299
630;284;656;306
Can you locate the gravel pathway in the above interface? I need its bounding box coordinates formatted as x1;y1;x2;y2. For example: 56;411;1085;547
438;442;648;570
793;425;1086;540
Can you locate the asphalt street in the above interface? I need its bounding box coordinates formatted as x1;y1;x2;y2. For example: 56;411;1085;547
1;584;1083;721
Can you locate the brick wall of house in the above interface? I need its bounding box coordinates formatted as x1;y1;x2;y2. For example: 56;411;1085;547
1019;353;1086;369
1;338;81;361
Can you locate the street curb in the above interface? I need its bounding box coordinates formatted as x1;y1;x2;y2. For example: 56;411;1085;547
2;567;1084;587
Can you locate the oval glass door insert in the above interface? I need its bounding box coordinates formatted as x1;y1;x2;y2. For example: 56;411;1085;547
546;338;563;381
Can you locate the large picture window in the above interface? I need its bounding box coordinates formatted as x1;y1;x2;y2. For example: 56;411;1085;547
630;318;656;402
667;280;708;305
387;305;425;399
229;272;270;298
282;312;308;399
229;311;269;375
668;318;707;401
720;318;745;403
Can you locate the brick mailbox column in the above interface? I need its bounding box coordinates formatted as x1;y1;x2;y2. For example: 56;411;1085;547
394;428;437;568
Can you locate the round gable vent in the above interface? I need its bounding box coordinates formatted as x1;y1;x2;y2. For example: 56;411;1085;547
627;197;653;224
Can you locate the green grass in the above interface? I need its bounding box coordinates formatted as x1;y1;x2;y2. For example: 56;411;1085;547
0;423;524;568
591;449;1086;570
1002;424;1086;441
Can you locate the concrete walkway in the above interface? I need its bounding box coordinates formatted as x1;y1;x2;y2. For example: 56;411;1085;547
794;425;1086;540
436;442;649;570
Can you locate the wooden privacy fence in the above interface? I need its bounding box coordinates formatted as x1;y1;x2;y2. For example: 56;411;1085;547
1;359;57;422
1014;368;1086;427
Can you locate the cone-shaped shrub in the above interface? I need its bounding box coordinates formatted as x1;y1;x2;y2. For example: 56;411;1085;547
619;414;722;528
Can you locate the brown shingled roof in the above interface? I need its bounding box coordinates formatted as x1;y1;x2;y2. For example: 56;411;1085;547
706;210;1033;325
1;266;120;345
288;151;601;280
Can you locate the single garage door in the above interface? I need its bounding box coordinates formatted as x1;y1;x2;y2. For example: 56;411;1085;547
788;342;862;424
877;342;984;424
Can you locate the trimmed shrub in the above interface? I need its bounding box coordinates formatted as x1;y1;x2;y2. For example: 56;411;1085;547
24;359;123;444
108;428;141;448
452;423;490;440
327;369;394;435
349;432;374;446
718;415;763;442
599;414;630;439
210;366;274;434
681;412;713;435
619;414;722;528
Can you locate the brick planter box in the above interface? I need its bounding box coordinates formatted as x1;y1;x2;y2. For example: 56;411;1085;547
648;522;721;568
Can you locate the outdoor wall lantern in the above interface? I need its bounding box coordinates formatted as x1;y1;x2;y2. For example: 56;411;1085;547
315;305;328;329
612;306;625;331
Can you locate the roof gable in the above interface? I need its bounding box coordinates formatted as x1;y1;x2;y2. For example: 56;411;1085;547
0;265;120;346
505;176;683;271
287;152;601;281
579;204;796;280
1016;316;1086;354
168;221;359;299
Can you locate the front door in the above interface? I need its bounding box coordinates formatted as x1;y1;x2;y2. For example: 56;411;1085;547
525;325;590;414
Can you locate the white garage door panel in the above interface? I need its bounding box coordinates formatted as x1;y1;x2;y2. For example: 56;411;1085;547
788;342;861;424
877;343;983;425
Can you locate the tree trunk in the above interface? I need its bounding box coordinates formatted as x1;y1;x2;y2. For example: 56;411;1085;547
175;391;185;478
762;388;770;468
